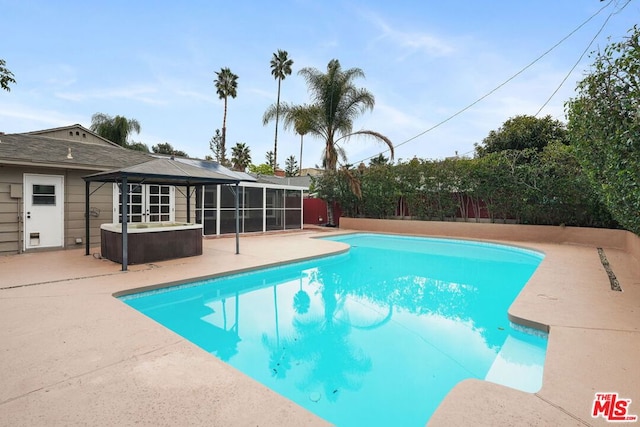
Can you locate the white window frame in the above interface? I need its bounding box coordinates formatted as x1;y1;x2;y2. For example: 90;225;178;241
112;183;175;223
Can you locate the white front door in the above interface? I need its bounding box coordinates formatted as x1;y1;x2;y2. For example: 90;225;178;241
24;174;65;250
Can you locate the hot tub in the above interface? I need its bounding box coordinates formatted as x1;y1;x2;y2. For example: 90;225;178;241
100;222;203;264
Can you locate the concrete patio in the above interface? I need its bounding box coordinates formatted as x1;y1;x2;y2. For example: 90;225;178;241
1;223;639;426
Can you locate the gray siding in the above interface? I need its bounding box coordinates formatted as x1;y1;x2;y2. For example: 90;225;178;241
0;166;114;256
27;126;115;147
65;170;113;251
0;167;23;254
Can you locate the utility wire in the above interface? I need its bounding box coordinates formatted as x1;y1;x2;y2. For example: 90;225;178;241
353;0;616;165
535;0;631;116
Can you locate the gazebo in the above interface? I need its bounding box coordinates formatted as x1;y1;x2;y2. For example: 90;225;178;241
83;158;241;271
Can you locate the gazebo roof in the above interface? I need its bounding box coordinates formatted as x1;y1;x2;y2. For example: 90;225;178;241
83;157;240;185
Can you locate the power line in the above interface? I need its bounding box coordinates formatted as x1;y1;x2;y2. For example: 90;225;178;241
353;0;616;165
535;0;631;116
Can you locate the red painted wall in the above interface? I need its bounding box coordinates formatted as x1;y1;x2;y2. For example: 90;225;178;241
303;198;342;226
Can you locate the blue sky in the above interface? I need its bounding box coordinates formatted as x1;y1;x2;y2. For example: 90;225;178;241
1;0;637;169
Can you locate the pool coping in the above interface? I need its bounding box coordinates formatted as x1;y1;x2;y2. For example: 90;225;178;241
1;224;639;426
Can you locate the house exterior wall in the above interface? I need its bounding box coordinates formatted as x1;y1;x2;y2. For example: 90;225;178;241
0;165;113;256
0;163;200;256
0;167;22;254
65;169;113;250
28;127;115;147
174;187;191;223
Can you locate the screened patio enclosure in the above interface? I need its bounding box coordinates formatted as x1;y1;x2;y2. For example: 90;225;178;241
196;182;305;235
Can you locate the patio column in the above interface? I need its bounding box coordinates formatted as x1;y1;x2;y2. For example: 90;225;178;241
235;182;240;254
85;180;90;256
121;176;129;271
186;183;191;223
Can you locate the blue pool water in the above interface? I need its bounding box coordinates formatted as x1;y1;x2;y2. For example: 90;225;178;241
120;233;547;426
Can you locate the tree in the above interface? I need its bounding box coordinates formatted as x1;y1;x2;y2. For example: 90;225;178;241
264;103;314;176
297;59;395;224
265;151;277;170
214;67;238;163
209;129;228;164
296;59;394;171
269;49;294;170
152;142;188;157
369;153;389;166
474;115;568;157
90;113;141;148
566;25;640;235
249;163;275;175
1;59;16;92
231;142;251;171
128;142;150;152
285;155;299;177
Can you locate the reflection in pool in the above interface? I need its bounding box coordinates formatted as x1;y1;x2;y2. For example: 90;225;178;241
121;233;547;426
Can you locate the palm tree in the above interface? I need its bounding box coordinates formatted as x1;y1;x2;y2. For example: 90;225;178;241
214;67;239;164
269;50;294;170
297;59;394;171
230;142;251;171
263;103;314;176
286;59;394;224
90;113;141;147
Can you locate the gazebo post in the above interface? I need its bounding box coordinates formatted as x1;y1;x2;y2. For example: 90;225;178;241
186;183;191;223
85;180;90;256
235;182;240;254
121;176;128;271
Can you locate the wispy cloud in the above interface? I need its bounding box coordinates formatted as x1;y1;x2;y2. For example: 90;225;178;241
55;85;166;105
0;104;85;131
361;10;455;58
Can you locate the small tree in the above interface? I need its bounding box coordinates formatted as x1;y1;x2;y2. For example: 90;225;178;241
152;142;188;157
231;142;252;171
249;163;275;175
285;155;299;177
369;153;389;166
128;141;150;152
1;59;16;92
265;151;278;170
209;129;228;165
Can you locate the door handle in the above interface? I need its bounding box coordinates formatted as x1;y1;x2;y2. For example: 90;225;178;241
26;211;31;219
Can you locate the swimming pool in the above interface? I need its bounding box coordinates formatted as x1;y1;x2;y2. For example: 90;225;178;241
120;233;547;426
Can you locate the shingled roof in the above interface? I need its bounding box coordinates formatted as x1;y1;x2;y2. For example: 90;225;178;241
0;132;154;171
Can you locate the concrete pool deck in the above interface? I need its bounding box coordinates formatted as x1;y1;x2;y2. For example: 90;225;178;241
1;222;639;426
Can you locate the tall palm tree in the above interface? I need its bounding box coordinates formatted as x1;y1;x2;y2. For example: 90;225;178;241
90;113;141;147
230;142;252;171
297;59;394;171
263;103;314;176
269;50;294;170
214;67;238;164
296;59;394;225
292;106;314;176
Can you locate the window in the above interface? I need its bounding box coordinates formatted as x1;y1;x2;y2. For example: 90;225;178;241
113;184;174;223
197;184;303;235
32;184;56;205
